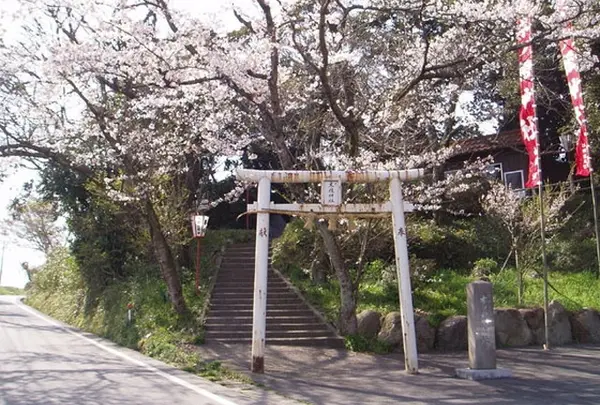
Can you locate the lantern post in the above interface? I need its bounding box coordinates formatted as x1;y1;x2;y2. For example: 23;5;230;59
191;214;210;295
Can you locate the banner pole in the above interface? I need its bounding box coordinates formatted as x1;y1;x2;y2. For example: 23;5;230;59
589;173;600;278
537;179;550;350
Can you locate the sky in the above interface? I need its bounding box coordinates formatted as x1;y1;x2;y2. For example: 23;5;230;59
0;169;45;288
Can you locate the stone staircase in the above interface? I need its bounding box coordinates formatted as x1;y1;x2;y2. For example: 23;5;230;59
205;242;344;347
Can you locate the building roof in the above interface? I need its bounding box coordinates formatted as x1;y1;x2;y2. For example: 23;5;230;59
451;130;523;157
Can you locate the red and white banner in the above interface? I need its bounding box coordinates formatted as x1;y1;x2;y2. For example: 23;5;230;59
516;17;541;188
558;26;592;175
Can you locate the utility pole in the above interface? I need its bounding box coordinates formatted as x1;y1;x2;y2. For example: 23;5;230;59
0;243;6;286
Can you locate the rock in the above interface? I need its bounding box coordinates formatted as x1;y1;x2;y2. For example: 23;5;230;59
436;316;467;351
415;316;436;352
519;307;545;345
377;312;403;349
570;309;600;343
494;308;533;347
357;310;382;339
548;300;572;346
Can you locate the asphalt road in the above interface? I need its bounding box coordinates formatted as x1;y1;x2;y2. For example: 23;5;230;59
0;296;293;405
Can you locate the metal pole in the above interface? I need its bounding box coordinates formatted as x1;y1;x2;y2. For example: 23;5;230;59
195;238;202;295
251;176;271;373
589;173;600;279
246;189;250;230
0;243;5;286
538;182;550;350
389;177;418;374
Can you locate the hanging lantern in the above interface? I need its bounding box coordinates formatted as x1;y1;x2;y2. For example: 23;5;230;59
191;214;210;238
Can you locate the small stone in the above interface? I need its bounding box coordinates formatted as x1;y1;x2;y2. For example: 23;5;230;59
570;309;600;344
519;308;545;345
377;312;403;349
548;300;572;346
415;315;436;352
495;308;533;347
357;310;382;339
436;315;468;351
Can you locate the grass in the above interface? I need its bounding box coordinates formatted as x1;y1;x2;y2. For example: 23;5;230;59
283;265;600;331
0;286;24;295
25;230;255;384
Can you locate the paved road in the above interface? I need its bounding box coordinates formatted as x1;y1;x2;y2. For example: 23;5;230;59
198;340;600;405
0;296;296;405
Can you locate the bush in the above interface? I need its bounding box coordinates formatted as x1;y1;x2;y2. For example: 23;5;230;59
471;258;499;278
271;219;317;275
139;328;200;370
548;237;597;272
408;216;510;270
344;334;393;354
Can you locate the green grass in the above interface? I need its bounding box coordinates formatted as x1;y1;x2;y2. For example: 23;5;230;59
284;266;600;331
25;231;255;384
491;269;600;311
0;286;24;295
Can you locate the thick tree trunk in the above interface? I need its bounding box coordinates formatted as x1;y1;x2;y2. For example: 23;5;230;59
515;241;523;306
309;238;325;284
144;199;188;315
317;221;357;335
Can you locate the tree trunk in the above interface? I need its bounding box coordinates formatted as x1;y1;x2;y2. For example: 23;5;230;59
309;238;325;284
317;221;357;335
515;245;523;306
432;165;444;225
144;199;188;315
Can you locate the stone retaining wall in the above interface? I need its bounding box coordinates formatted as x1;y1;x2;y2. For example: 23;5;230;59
357;300;600;352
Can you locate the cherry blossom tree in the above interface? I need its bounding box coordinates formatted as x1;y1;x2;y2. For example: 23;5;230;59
3;197;64;255
0;0;598;328
482;182;572;303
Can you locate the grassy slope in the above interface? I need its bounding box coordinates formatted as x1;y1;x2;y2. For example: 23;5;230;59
290;268;600;328
0;286;24;295
25;230;254;383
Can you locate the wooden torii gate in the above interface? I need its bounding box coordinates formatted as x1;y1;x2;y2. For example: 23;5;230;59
237;169;424;374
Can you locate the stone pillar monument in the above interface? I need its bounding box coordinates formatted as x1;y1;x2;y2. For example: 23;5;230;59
456;280;512;380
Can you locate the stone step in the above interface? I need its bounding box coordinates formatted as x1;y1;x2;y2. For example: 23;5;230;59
215;277;284;284
204;322;327;332
205;330;335;339
208;308;315;317
216;274;279;280
209;302;308;311
207;242;341;348
216;268;274;274
208;297;301;305
211;291;298;299
215;283;288;289
212;286;291;293
207;336;345;348
205;315;323;325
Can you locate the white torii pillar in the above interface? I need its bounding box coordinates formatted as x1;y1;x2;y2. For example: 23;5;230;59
237;169;424;374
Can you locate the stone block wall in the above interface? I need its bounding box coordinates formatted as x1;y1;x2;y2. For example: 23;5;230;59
356;300;600;352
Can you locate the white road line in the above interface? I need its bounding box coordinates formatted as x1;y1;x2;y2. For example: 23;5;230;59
15;300;241;405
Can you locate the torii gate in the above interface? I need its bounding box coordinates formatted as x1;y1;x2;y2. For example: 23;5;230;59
237;168;424;374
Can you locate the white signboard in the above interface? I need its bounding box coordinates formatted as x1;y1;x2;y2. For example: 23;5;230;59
321;180;342;206
192;215;209;238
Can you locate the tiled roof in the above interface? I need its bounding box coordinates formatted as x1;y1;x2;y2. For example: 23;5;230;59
451;130;523;156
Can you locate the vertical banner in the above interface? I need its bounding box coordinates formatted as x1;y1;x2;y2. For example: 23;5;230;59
516;17;541;188
559;32;592;176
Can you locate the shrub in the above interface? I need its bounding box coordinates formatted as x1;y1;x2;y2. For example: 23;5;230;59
344;334;393;354
271;219;317;275
408;216;510;270
471;258;499;278
548;237;597;272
